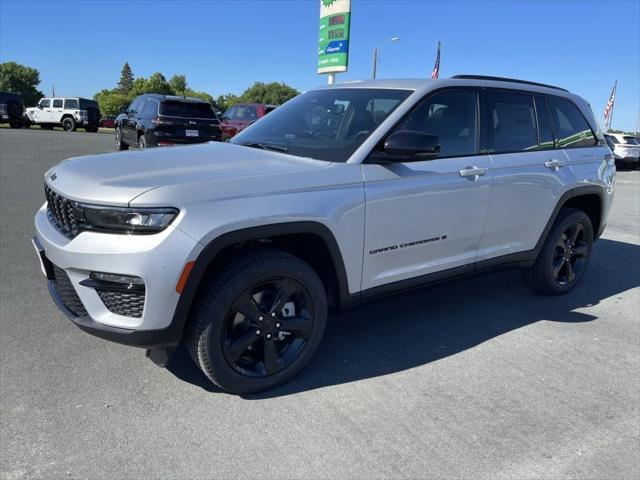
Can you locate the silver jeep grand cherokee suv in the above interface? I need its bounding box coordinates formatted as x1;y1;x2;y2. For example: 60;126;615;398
33;76;615;393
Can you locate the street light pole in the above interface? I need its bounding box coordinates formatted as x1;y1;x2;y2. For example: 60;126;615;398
371;36;399;79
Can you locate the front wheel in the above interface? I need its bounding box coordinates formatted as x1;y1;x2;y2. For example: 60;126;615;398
61;117;76;132
188;248;328;394
523;208;593;295
137;134;147;150
115;127;128;150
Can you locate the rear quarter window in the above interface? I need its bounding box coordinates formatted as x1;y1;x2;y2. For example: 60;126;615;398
64;99;78;109
547;97;596;148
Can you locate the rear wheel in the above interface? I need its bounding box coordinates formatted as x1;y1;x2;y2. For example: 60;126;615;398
137;133;147;150
115;127;128;150
523;208;593;295
61;117;76;132
188;248;328;394
9;121;22;128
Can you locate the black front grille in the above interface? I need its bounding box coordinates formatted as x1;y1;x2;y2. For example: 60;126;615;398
44;184;78;237
97;289;145;318
52;265;87;317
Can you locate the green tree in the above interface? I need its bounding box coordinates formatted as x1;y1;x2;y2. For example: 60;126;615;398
0;61;44;106
239;82;298;106
213;93;240;113
94;89;131;116
145;72;172;95
169;74;187;96
117;62;134;93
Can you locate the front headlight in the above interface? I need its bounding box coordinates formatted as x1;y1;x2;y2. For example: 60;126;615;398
77;204;179;234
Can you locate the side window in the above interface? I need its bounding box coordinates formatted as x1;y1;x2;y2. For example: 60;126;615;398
64;99;79;109
52;99;63;108
128;98;142;115
235;106;257;121
223;106;236;121
143;100;157;117
547;96;596;148
40;99;51;108
534;96;555;150
486;91;537;153
395;90;478;157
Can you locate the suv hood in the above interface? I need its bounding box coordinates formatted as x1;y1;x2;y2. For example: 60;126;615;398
45;142;330;206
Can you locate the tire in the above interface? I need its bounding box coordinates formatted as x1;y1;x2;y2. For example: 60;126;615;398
137;133;147;150
523;208;593;295
85;126;98;133
22;121;31;129
9;121;22;129
61;117;76;132
188;248;328;394
115;127;128;150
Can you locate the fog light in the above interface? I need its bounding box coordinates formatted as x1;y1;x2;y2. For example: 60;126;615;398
90;272;144;288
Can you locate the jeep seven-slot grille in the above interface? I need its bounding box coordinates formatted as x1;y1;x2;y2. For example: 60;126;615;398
44;184;78;237
52;265;87;317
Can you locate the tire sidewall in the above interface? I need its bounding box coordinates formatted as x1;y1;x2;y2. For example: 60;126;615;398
539;210;593;294
197;256;327;394
138;134;146;149
62;117;75;131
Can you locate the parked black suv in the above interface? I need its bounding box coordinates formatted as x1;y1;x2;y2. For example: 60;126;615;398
0;91;25;128
115;94;221;150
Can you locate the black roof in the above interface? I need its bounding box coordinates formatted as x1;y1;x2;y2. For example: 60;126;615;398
451;75;568;92
138;93;209;103
0;91;24;101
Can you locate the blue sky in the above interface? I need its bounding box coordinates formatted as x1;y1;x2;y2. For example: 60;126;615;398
1;0;638;131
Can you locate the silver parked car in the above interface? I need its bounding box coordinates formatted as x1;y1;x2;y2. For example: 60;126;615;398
604;133;640;169
33;75;615;393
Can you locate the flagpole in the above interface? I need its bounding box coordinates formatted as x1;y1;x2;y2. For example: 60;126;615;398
606;80;617;131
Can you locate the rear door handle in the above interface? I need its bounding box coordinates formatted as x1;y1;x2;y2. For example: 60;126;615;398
459;166;487;180
544;159;566;170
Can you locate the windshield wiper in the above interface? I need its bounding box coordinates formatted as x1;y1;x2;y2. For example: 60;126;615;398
240;142;289;153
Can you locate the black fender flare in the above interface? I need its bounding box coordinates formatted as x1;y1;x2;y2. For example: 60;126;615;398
535;185;605;250
169;221;351;343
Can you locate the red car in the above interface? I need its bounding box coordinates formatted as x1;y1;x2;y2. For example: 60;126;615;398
101;116;116;128
220;103;276;139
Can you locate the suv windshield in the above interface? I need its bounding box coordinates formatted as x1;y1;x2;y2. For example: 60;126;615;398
230;88;412;162
160;101;216;119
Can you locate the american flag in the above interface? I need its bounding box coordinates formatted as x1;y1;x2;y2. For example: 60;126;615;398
603;81;617;129
431;42;441;79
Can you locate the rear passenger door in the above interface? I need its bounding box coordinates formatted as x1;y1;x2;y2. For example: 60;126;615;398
477;90;576;261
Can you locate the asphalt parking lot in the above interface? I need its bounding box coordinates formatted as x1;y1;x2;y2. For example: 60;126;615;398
1;128;638;479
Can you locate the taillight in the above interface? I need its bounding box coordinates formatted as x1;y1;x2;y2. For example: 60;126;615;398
152;118;174;125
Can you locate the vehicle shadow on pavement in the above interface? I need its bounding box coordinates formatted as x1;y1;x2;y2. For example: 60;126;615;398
167;238;640;397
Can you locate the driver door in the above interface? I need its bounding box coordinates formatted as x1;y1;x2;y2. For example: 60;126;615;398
361;88;493;291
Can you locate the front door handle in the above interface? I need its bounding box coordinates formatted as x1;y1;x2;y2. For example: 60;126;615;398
459;166;487;180
544;159;566;170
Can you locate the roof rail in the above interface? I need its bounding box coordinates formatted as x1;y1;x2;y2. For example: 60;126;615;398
451;75;568;92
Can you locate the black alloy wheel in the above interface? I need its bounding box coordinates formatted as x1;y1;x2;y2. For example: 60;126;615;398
222;277;314;377
523;208;593;295
552;222;589;286
61;117;76;132
189;248;328;394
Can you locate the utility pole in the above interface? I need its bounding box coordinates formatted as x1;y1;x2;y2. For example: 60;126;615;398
371;36;399;79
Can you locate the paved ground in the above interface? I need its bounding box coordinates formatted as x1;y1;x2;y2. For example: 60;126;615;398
1;128;638;479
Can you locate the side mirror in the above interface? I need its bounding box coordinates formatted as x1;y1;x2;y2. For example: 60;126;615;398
383;130;440;162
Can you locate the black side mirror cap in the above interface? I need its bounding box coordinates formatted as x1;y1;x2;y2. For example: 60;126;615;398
383;130;440;162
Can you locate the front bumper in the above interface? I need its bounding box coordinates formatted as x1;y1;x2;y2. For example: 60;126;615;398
34;203;202;347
